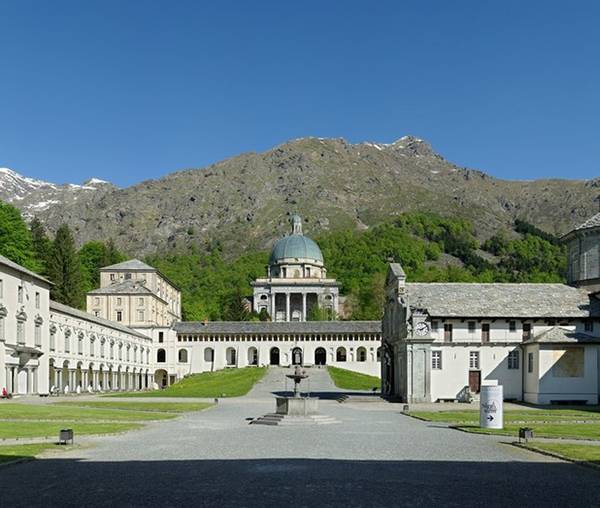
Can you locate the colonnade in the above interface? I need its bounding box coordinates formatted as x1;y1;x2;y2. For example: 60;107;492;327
49;365;149;393
4;366;38;394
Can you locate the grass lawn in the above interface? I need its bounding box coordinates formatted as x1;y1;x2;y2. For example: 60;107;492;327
327;366;380;391
0;403;178;421
0;443;72;464
521;443;600;465
0;421;142;439
409;409;600;440
108;367;267;398
55;401;211;413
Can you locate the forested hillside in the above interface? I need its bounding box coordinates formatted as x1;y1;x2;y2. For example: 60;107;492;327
0;201;566;320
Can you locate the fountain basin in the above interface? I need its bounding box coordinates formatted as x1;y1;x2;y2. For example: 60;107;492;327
275;396;319;416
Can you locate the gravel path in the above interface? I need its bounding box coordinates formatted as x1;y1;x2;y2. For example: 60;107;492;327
1;367;599;507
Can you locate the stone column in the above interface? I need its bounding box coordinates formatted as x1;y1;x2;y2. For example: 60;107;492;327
271;293;276;321
285;293;290;322
302;293;307;322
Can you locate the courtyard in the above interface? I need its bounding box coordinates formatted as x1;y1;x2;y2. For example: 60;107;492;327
1;367;600;507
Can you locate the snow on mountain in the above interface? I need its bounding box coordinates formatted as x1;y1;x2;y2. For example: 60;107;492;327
0;167;114;219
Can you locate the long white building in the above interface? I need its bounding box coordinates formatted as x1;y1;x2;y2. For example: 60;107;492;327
0;254;152;395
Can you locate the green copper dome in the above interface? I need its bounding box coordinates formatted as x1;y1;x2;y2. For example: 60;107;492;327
269;216;323;264
269;234;324;264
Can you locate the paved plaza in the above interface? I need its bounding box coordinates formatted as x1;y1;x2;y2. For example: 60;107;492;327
1;368;600;507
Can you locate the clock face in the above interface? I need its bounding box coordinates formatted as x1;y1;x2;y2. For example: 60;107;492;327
415;321;429;336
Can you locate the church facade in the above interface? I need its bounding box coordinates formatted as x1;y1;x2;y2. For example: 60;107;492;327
382;213;600;405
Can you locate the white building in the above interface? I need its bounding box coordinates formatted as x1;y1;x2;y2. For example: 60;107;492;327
382;212;600;405
0;255;153;396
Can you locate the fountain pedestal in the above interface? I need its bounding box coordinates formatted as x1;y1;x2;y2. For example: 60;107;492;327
275;396;319;416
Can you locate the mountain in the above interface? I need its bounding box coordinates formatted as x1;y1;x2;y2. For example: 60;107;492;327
2;136;599;257
0;167;115;220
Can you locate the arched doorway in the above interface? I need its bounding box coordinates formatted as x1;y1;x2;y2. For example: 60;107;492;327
226;347;236;366
154;369;168;389
314;347;326;366
248;347;258;366
270;347;280;366
292;347;303;366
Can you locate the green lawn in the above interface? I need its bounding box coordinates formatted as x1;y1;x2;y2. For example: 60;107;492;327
522;443;600;465
0;421;143;439
0;403;178;421
410;409;600;425
0;443;71;464
108;367;267;398
409;409;600;440
327;366;380;391
56;401;211;413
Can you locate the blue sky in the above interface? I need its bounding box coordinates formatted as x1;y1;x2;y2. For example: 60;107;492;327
1;1;599;186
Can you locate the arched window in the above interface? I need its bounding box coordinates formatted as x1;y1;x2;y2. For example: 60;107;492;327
204;347;214;362
178;349;188;363
226;347;236;366
248;347;258;366
336;347;347;362
357;347;367;362
157;349;166;363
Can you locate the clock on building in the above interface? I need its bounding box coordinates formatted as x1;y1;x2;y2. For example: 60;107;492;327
414;321;429;336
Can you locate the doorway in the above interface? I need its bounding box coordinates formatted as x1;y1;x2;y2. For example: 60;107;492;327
270;347;280;366
469;370;481;393
292;347;303;366
314;347;327;366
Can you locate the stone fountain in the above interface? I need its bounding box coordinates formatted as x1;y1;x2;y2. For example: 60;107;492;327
275;365;319;416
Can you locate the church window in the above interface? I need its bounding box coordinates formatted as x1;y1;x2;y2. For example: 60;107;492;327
431;351;442;370
508;350;520;369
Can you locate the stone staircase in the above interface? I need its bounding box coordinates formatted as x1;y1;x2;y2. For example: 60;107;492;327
250;413;339;426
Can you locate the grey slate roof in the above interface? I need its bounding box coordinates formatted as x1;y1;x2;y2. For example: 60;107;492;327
525;326;600;344
406;283;600;318
87;280;155;295
0;254;51;285
173;320;381;335
100;259;155;271
50;300;151;340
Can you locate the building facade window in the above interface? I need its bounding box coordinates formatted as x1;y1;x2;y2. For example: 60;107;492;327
468;321;476;334
137;310;144;321
444;323;453;342
78;336;83;355
138;297;144;306
158;331;164;343
35;324;41;347
481;323;490;343
432;350;442;369
0;316;4;341
64;332;70;353
431;320;438;332
522;323;532;341
18;286;23;303
528;352;534;373
508;350;520;369
0;279;3;298
336;347;347;362
357;347;367;362
469;351;480;369
509;321;517;332
116;311;122;322
157;349;166;363
178;349;188;363
35;292;40;309
585;321;594;333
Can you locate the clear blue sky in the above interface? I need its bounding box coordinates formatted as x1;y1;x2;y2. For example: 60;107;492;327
1;1;599;186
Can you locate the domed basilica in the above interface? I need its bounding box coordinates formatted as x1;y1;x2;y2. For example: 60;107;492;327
252;215;340;321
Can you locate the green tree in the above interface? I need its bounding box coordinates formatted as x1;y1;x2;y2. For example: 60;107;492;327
103;238;124;266
47;224;84;308
29;217;52;274
258;308;271;321
0;201;39;271
222;288;251;321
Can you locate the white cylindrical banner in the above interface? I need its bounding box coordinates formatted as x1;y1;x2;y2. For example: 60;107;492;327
480;385;503;429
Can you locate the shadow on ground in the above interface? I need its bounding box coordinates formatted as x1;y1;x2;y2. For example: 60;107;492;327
1;457;599;507
271;390;382;400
